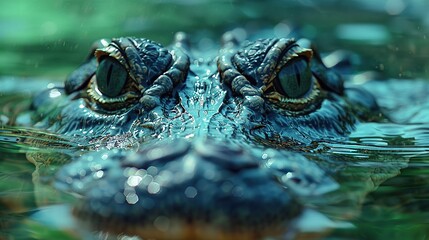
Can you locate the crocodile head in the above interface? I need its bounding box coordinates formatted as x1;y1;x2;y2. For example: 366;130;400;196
30;31;381;239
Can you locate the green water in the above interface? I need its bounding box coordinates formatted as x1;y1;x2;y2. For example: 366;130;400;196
1;1;429;240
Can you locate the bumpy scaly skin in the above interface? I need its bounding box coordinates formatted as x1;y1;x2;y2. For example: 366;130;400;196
31;31;378;239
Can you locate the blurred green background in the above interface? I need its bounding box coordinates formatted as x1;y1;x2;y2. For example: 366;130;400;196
0;0;429;77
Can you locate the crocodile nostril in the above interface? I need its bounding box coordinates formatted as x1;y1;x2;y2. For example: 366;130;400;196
122;140;259;172
195;140;259;172
123;140;191;168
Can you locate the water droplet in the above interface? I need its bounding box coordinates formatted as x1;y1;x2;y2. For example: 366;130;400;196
125;192;139;204
147;166;158;176
147;182;160;194
127;175;142;187
141;174;153;185
49;88;62;98
281;172;294;183
89;163;102;171
261;153;268;160
78;169;86;177
94;170;104;179
184;186;198;198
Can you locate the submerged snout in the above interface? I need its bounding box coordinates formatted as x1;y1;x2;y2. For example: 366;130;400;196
54;139;335;239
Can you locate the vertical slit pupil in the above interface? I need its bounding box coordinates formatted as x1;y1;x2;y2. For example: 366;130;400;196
294;64;301;87
96;57;128;98
106;62;113;87
276;57;312;98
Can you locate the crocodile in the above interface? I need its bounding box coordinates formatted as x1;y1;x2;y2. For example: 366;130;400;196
6;30;427;239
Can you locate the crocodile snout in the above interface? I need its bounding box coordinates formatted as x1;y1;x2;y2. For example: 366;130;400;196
55;139;304;239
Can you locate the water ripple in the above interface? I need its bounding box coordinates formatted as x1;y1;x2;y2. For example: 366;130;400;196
0;126;78;153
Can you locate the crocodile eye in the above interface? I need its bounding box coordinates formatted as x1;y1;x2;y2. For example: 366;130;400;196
275;57;312;98
96;57;128;98
223;38;324;113
87;54;141;112
84;37;189;113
